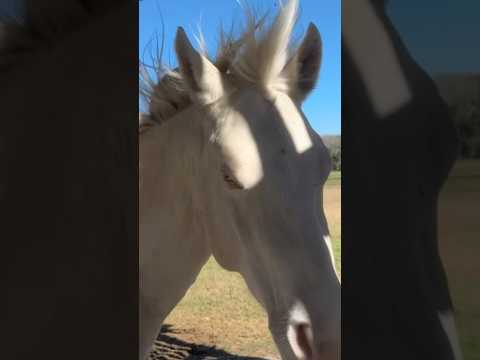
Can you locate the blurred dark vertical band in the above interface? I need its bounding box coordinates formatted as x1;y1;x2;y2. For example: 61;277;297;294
1;1;138;359
342;1;478;359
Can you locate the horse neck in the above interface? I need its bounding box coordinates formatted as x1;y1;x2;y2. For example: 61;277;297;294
139;107;220;336
141;105;221;239
140;103;245;272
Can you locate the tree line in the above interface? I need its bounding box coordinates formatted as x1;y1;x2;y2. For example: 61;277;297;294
450;100;480;159
322;135;341;171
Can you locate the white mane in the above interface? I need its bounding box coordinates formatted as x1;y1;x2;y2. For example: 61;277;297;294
140;0;303;125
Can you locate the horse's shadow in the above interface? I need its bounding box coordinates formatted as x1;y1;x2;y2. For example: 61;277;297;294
150;324;271;360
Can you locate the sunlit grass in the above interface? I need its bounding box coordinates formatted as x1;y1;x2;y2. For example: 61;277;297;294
164;162;480;359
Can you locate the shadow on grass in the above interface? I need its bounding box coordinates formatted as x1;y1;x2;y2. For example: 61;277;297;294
150;324;271;360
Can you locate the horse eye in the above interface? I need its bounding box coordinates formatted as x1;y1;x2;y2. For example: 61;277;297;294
221;164;244;190
280;148;287;155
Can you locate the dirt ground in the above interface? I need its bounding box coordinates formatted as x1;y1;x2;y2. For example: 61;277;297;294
149;325;273;360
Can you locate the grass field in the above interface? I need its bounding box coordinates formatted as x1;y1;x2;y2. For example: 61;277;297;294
159;163;479;359
160;171;341;359
438;160;480;360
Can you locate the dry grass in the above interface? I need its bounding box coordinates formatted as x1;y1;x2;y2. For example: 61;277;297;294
439;160;480;360
161;172;341;359
159;162;480;360
158;161;480;360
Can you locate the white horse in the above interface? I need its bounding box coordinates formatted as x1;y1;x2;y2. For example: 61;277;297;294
139;1;340;359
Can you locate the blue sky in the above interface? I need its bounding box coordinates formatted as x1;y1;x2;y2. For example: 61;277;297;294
387;1;480;75
139;0;341;135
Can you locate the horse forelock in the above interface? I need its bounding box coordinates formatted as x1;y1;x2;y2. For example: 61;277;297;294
140;0;304;129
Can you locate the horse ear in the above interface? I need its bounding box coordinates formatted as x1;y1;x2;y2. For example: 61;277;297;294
283;23;322;103
175;27;224;105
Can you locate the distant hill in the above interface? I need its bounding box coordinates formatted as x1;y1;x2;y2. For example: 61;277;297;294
321;135;341;150
433;73;480;158
434;73;480;107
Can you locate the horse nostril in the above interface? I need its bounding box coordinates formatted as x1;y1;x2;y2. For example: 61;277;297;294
287;301;340;360
295;323;314;359
288;321;315;360
289;322;340;360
